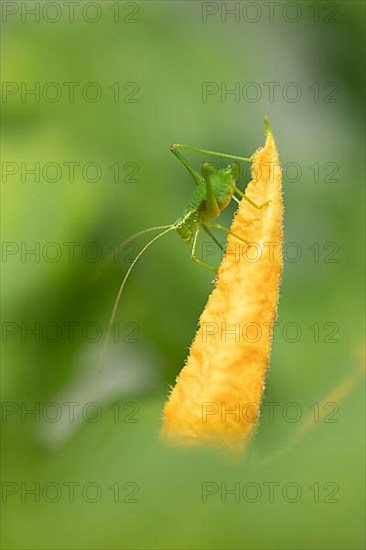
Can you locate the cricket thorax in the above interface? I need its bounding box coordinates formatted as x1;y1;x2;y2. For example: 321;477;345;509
175;164;239;242
210;167;237;205
198;166;237;221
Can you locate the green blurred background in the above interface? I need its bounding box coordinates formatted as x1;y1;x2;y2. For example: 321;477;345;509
1;1;365;549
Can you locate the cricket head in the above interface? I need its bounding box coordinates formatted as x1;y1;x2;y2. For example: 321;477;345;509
174;216;192;242
174;213;198;243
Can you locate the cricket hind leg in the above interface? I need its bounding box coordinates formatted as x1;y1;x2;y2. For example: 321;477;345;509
170;145;202;186
171;143;270;210
201;163;221;219
171;144;252;163
171;144;269;209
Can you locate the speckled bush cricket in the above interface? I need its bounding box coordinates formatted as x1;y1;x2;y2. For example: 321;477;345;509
100;130;271;366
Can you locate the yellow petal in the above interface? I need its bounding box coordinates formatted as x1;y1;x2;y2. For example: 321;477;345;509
162;123;283;451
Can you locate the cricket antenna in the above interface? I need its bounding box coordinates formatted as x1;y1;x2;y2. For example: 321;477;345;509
98;224;175;370
112;225;175;259
91;224;175;285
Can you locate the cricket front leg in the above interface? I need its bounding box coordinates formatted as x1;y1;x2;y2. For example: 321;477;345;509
191;227;217;272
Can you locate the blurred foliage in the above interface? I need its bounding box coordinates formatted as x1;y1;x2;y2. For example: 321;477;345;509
1;1;365;549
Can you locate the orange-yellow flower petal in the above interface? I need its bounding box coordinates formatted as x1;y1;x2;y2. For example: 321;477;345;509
162;125;283;450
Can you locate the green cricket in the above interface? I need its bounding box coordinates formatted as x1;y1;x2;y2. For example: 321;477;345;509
99;135;271;366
